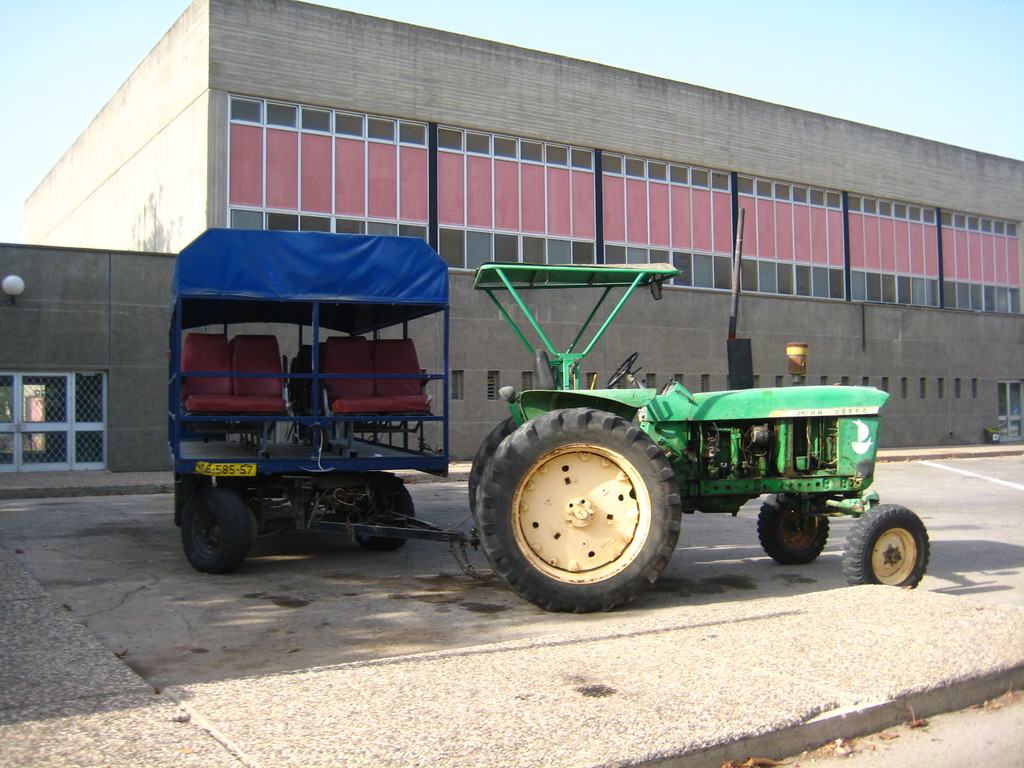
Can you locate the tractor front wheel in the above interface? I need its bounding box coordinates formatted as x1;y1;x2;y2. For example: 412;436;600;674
842;504;929;587
476;407;682;612
757;495;829;565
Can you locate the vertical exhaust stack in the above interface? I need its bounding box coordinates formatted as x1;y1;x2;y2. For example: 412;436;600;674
727;207;754;390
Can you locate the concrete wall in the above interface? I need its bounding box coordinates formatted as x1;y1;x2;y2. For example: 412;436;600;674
448;271;1023;452
0;245;174;470
0;243;1019;472
23;1;212;253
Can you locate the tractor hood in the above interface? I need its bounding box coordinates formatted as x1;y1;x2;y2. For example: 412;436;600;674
647;384;890;423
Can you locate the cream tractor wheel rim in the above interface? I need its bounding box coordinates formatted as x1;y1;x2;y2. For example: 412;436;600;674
871;527;918;585
511;444;652;584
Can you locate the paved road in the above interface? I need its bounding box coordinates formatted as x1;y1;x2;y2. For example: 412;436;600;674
0;456;1020;691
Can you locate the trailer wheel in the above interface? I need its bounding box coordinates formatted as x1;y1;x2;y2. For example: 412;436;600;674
356;483;414;552
477;407;681;612
842;504;929;588
468;416;518;515
181;487;255;573
757;495;829;565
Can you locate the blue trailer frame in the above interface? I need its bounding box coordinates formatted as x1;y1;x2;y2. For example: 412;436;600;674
168;230;460;573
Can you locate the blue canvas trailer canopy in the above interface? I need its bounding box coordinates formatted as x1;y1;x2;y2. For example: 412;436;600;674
173;230;449;333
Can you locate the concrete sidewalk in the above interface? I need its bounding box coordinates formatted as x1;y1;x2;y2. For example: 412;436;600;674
1;444;1022;767
1;541;1022;767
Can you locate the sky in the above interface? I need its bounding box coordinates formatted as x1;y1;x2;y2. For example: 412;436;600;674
0;0;1021;244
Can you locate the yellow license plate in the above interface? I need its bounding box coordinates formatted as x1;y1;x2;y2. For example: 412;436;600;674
194;462;256;477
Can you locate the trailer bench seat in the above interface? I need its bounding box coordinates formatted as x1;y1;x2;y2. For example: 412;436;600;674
323;336;431;415
182;333;286;414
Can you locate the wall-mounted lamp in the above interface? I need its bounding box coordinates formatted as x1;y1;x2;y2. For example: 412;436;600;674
3;274;25;305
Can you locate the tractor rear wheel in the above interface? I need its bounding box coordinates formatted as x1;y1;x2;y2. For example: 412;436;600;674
757;495;829;565
476;407;682;612
842;504;929;587
468;416;517;515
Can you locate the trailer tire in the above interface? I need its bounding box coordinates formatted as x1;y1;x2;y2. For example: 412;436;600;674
842;504;929;588
477;407;681;612
181;487;255;573
757;495;829;565
356;483;414;552
468;416;518;515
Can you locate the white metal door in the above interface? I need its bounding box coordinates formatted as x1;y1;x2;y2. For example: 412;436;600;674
0;373;106;472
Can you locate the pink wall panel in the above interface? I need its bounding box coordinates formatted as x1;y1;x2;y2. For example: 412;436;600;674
466;155;493;229
736;198;756;256
712;191;732;254
399;146;428;223
827;210;844;267
494;160;520;231
602;175;625;242
774;202;794;261
792;204;812;263
922;224;938;278
755;197;774;260
521;164;546;233
941;230;958;280
334;138;365;216
980;234;996;284
671;187;694;250
571;170;595;239
908;222;924;275
437;152;465;226
864;216;881;271
1007;238;1020;284
367;142;398;220
546;167;571;237
954;230;971;281
648;183;670;247
266;129;298;210
300;133;332;213
810;206;829;265
847;214;864;269
879;217;896;272
994;237;1009;284
692;189;713;252
625;178;649;244
229;124;263;207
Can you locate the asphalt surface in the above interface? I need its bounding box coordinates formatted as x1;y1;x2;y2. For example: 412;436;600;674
1;444;1022;767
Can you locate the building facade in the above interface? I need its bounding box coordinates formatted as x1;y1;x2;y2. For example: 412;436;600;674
7;0;1022;470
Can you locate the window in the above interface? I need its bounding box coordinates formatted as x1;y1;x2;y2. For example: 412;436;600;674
450;370;464;401
486;371;500;400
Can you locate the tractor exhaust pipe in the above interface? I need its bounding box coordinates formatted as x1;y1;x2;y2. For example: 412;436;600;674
727;207;754;389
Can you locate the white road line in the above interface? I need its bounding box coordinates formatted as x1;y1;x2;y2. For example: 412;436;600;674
918;460;1024;492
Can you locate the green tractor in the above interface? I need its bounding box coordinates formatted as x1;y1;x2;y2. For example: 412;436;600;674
471;262;929;612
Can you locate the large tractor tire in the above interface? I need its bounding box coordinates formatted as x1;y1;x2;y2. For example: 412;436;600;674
181;486;256;574
468;416;518;515
842;504;929;588
757;495;829;565
476;407;682;612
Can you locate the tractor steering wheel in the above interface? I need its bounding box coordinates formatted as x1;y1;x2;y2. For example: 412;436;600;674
606;352;640;389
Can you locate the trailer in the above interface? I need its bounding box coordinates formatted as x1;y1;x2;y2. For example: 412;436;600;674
169;230;465;572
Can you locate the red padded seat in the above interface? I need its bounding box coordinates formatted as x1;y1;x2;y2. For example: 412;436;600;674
322;336;377;413
181;332;286;413
182;333;233;412
229;335;287;413
370;339;431;413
